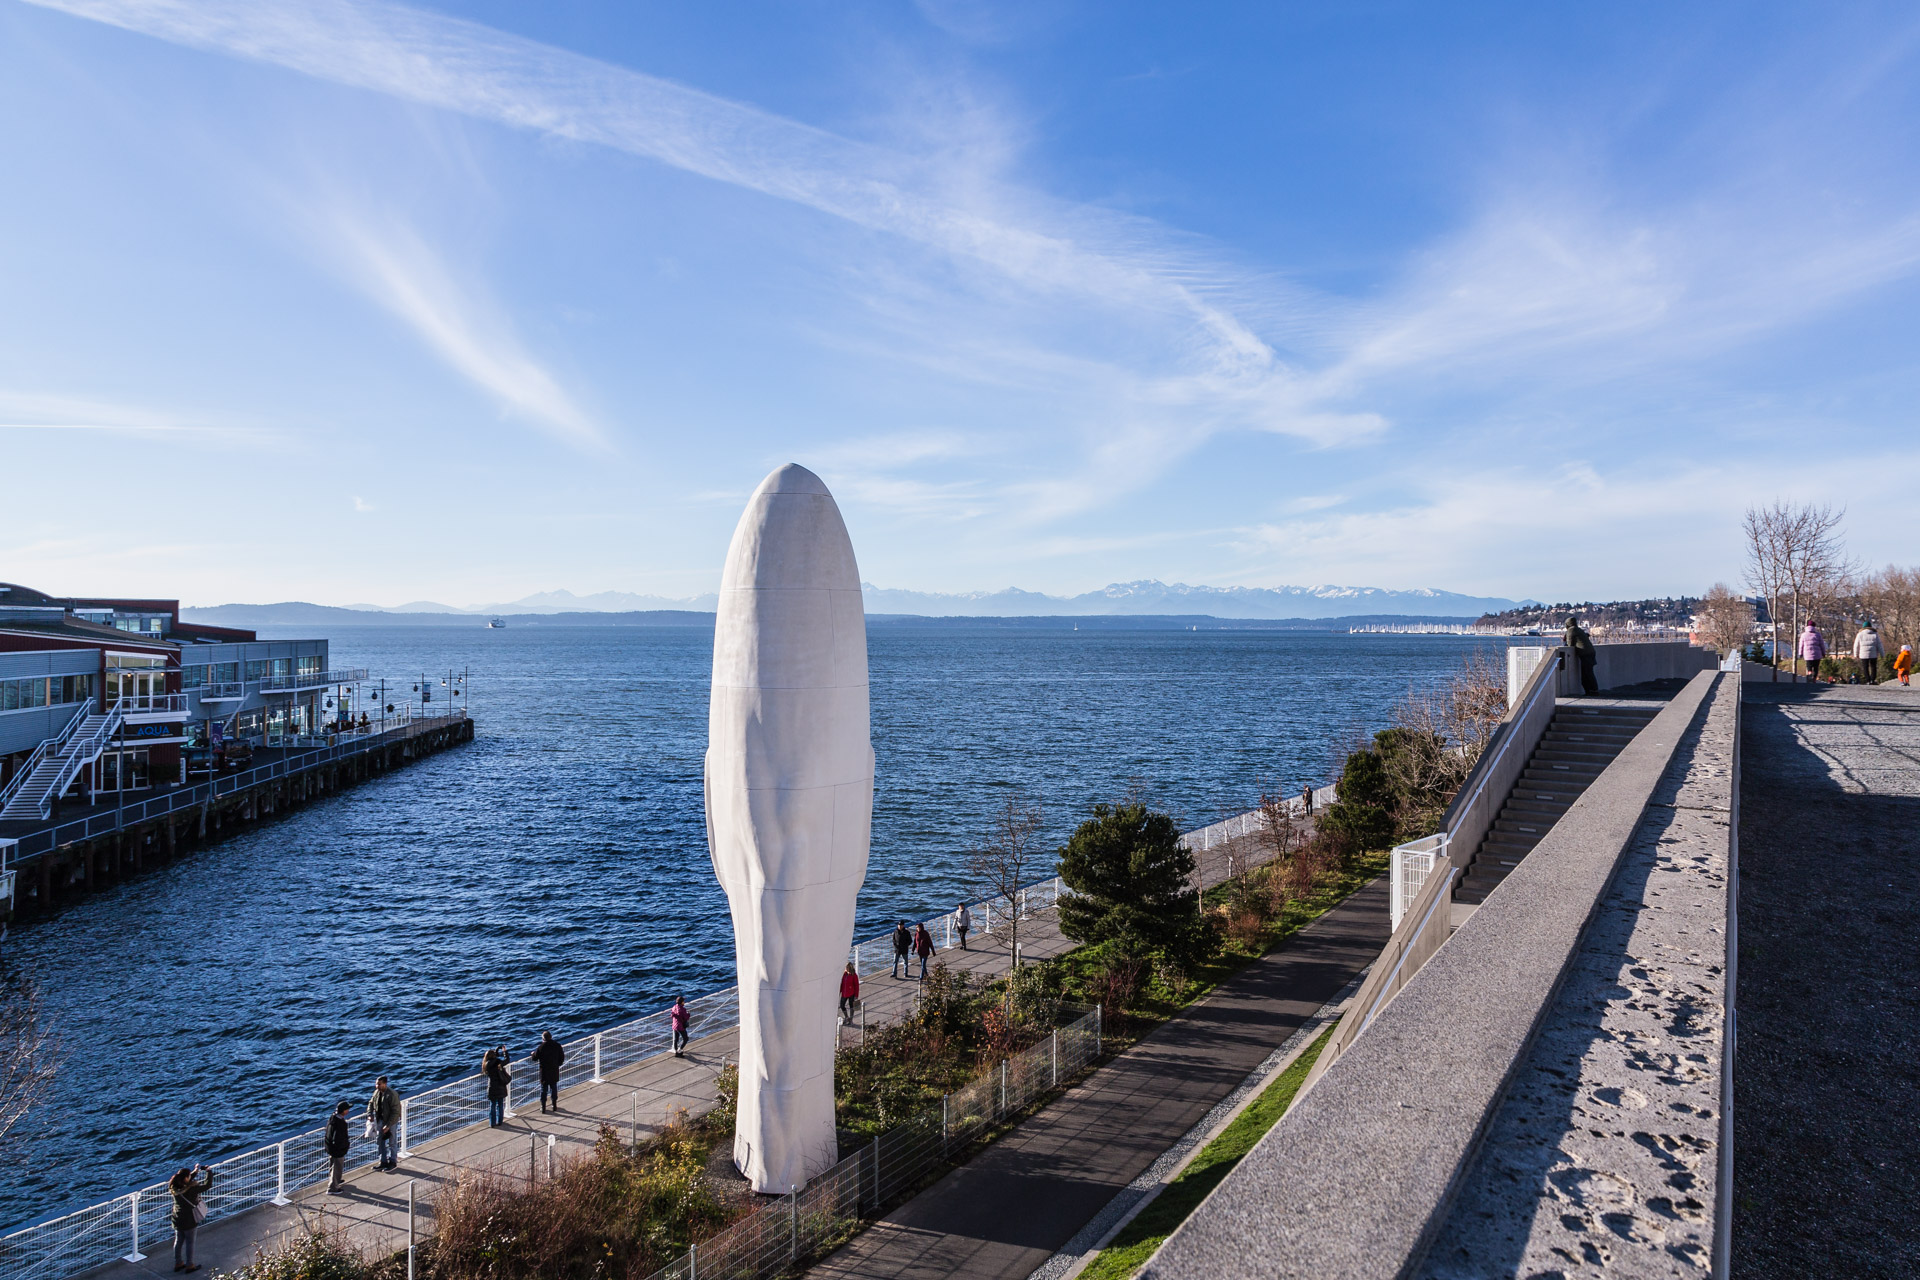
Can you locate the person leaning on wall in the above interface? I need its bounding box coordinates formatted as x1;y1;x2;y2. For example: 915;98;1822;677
1564;615;1599;697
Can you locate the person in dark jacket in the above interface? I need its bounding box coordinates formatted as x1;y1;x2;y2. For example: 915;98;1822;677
483;1048;511;1127
532;1031;566;1113
1565;617;1599;696
669;995;692;1056
1300;782;1314;816
324;1101;351;1191
914;922;935;980
891;921;911;979
839;962;860;1025
367;1076;400;1170
169;1165;212;1272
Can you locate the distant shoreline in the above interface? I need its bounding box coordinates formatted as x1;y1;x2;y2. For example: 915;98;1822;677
183;603;1492;632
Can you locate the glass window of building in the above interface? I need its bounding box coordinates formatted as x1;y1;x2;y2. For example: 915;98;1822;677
246;660;269;681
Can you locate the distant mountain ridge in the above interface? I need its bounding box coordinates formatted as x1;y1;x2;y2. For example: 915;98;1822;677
192;580;1529;623
859;580;1529;619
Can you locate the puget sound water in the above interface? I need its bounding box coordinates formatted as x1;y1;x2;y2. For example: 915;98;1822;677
2;624;1512;1230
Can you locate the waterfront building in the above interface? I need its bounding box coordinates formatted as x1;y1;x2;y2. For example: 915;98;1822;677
0;582;363;805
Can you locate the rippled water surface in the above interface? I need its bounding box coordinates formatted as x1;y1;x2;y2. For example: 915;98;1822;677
3;624;1508;1228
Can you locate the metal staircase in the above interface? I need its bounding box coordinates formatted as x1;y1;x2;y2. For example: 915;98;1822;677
1453;701;1659;904
0;700;123;823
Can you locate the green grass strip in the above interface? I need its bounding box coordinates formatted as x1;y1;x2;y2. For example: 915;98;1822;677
1078;1025;1337;1280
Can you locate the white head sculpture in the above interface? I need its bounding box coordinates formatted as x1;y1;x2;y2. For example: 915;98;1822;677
706;463;873;1192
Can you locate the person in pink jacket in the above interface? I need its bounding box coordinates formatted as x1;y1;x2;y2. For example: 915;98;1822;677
669;995;691;1057
1798;622;1827;680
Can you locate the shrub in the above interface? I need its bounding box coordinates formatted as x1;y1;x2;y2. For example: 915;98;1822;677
225;1230;369;1280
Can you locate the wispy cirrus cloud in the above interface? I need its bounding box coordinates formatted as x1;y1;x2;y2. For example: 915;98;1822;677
319;207;605;450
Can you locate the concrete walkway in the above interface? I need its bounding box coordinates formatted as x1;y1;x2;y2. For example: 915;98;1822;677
76;820;1302;1280
809;876;1390;1280
1734;683;1920;1278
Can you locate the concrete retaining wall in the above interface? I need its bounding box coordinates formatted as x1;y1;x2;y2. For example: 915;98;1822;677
1139;670;1735;1280
1564;641;1718;695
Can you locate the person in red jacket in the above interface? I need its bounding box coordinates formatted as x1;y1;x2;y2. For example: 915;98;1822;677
838;963;860;1025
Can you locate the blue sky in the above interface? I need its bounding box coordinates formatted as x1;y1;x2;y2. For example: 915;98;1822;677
4;1;1918;607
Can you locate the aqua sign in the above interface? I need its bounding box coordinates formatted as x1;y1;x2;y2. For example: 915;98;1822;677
125;722;183;740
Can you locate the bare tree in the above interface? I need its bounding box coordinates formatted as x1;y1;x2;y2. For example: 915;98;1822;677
1861;566;1920;655
1697;583;1756;658
1745;501;1848;679
967;790;1045;991
1256;781;1301;869
1;973;58;1152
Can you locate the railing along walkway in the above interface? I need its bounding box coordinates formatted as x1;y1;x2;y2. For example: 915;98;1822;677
44;806;1308;1280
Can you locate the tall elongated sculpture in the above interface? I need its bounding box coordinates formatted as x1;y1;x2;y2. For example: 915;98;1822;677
707;463;872;1193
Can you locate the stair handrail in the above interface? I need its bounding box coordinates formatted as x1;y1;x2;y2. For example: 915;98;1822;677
1434;646;1565;875
0;698;94;813
41;702;124;816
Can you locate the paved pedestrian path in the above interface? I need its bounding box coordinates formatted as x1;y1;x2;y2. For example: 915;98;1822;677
808;876;1390;1280
76;819;1304;1280
1734;683;1920;1278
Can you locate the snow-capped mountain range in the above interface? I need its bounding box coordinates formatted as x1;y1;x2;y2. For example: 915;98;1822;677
327;581;1526;620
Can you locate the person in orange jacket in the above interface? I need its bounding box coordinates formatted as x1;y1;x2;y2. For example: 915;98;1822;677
838;963;860;1025
1895;644;1914;686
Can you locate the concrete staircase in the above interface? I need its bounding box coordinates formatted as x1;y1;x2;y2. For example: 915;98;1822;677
1454;702;1659;905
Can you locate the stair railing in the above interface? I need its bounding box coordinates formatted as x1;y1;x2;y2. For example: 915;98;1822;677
1437;646;1565;876
7;701;124;821
0;697;94;813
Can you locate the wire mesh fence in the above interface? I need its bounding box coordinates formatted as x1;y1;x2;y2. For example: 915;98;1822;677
638;1003;1103;1280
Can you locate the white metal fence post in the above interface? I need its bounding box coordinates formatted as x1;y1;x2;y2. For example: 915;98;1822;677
272;1140;290;1205
999;1059;1008;1117
398;1100;411;1160
407;1179;416;1280
1096;1004;1103;1057
547;1133;556;1180
121;1193;144;1263
942;1093;949;1145
1052;1029;1059;1087
592;1033;604;1082
790;1188;799;1260
528;1134;537;1190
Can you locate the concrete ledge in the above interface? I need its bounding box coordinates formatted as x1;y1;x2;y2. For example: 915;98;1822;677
1139;671;1724;1280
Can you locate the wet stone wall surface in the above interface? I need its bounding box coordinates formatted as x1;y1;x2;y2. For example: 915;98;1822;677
1420;677;1736;1278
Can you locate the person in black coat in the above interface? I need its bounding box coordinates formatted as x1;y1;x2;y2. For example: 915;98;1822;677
484;1047;512;1127
532;1031;566;1113
891;921;911;979
324;1101;351;1192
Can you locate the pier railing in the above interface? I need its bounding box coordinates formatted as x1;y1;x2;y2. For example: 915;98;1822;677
0;784;1307;1280
0;713;470;867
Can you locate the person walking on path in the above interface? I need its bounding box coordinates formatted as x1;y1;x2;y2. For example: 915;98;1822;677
670;995;692;1056
1565;616;1599;696
839;963;860;1025
532;1031;566;1113
955;902;972;950
891;921;912;979
1853;623;1885;683
914;922;935;980
483;1048;511;1128
168;1165;212;1272
1896;644;1914;686
1799;622;1827;681
324;1101;352;1192
1300;782;1314;816
366;1076;400;1170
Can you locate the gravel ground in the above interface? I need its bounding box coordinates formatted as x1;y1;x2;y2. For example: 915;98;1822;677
1735;684;1920;1278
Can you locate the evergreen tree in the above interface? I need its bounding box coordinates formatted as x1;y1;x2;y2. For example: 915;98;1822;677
1316;746;1396;853
1058;801;1216;970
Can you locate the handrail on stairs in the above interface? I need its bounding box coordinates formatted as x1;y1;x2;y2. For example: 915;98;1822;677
0;697;94;813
